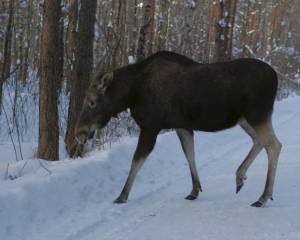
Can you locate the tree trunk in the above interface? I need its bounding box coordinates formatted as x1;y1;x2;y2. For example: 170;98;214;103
66;0;78;93
214;0;235;62
227;0;237;60
267;0;279;57
164;0;172;50
107;0;115;70
57;15;64;95
130;0;138;57
37;0;62;161
181;0;197;54
65;0;97;158
157;0;166;51
247;0;258;50
276;0;287;46
203;0;212;62
214;0;223;62
111;0;123;69
207;0;215;63
0;0;14;113
252;1;262;55
240;0;251;57
136;0;151;62
120;1;127;66
147;0;155;55
20;0;32;85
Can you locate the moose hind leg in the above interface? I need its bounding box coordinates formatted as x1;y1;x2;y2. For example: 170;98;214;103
114;129;159;203
176;129;202;200
251;118;282;207
236;120;263;193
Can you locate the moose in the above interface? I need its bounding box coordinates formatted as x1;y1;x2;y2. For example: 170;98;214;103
75;51;282;207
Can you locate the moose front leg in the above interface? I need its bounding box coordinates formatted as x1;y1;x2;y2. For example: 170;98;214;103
114;129;160;203
176;128;202;200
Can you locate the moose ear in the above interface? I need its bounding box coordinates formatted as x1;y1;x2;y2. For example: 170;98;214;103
98;71;113;94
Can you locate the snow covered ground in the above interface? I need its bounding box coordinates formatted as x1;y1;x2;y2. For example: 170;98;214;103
0;96;300;240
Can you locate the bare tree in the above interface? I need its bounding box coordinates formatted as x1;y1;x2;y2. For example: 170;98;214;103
157;0;167;51
267;0;279;59
65;0;78;93
129;0;138;57
181;0;197;54
137;0;151;62
65;0;97;158
204;0;215;63
0;0;14;112
147;0;155;55
37;0;62;160
251;0;262;55
19;0;33;85
214;0;237;62
227;0;237;60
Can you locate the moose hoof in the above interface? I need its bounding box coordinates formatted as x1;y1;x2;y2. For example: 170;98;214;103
236;183;244;194
251;200;264;207
114;198;127;204
185;194;198;200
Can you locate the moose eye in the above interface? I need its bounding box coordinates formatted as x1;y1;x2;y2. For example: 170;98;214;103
89;101;96;109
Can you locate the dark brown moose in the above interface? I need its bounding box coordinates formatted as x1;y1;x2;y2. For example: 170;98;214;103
75;51;281;207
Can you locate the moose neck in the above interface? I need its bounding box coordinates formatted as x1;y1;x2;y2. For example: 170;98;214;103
111;63;140;112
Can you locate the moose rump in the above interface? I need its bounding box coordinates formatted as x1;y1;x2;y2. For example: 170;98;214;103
75;51;281;207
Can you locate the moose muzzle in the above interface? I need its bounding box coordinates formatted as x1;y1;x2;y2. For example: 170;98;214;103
74;125;89;144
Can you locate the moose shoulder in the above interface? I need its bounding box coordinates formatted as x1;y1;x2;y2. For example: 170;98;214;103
75;51;281;207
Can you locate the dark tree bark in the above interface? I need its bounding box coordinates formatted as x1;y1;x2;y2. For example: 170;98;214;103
20;0;32;85
37;0;62;160
129;0;138;56
0;0;14;113
65;0;97;158
111;0;124;69
214;0;236;62
227;0;237;60
181;0;197;54
267;0;279;56
137;0;151;62
57;16;64;94
214;0;225;62
252;1;262;55
66;0;78;93
276;0;287;44
157;0;166;51
205;0;215;63
147;0;155;55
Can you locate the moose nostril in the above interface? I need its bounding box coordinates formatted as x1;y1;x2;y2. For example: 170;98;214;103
89;101;96;108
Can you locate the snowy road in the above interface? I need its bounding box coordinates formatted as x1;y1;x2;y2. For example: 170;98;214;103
1;97;300;240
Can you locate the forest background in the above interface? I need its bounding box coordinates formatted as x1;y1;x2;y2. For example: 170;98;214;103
0;0;299;161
